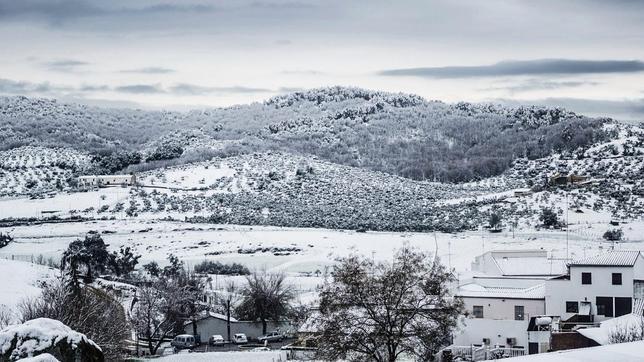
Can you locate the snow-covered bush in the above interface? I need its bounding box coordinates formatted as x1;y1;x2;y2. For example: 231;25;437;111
0;318;103;361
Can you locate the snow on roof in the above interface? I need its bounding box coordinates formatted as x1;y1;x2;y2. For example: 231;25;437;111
502;340;644;361
186;311;239;326
0;318;100;360
457;282;545;300
568;251;641;267
473;250;567;276
494;256;567;276
578;313;644;345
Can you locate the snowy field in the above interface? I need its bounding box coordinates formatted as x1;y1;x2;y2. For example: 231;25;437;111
0;188;131;219
3;218;643;275
0;259;57;310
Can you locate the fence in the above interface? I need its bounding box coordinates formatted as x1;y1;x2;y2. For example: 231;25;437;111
0;253;60;268
437;345;526;361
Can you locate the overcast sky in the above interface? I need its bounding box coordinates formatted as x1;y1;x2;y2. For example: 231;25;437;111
1;0;643;120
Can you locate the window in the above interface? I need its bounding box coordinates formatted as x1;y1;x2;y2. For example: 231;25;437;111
596;297;614;317
566;301;579;313
582;272;592;285
612;273;622;285
514;305;525;320
473;305;484;318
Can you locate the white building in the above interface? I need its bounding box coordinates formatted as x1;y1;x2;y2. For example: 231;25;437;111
545;250;644;323
454;276;546;349
183;311;293;343
78;174;137;187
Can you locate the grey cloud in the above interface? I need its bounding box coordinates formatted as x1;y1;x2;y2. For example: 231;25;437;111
380;59;644;78
169;84;272;95
0;78;72;94
247;1;317;10
120;67;175;74
0;0;215;25
495;97;644;122
0;77;277;98
112;83;273;95
79;84;110;92
488;79;600;94
114;84;164;94
43;59;90;72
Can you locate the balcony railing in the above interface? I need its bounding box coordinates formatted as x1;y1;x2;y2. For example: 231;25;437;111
437;345;526;361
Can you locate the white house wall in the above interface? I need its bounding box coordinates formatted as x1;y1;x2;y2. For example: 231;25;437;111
463;297;545;321
546;266;635;322
453;318;530;348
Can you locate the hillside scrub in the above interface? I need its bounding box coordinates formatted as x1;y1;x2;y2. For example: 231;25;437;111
0;87;610;182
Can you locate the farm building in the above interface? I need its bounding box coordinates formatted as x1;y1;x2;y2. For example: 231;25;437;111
183;311;294;343
548;173;590;186
78;174;137;187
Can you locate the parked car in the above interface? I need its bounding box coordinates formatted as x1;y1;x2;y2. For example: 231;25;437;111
257;331;284;343
209;334;225;346
171;334;196;350
233;333;248;344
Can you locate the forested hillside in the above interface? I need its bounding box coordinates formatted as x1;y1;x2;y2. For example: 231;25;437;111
0;87;612;182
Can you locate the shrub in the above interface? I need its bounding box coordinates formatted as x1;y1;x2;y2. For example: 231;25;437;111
194;260;250;275
603;228;623;241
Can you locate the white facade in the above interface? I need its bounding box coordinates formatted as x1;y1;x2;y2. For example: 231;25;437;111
453;318;530;348
546;252;644;322
455;276;546;349
78;174;137;187
462;297;545;321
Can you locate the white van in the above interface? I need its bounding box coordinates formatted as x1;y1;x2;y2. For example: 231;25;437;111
171;334;196;350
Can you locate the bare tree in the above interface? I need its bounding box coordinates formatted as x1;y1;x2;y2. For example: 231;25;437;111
132;277;204;355
316;247;463;362
19;277;129;361
235;271;294;335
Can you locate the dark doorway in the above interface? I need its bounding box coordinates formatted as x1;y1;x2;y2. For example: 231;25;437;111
615;297;632;317
528;342;538;354
596;297;614;317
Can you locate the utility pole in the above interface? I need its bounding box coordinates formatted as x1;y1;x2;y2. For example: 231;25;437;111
481;225;485;255
226;299;231;343
566;191;570;260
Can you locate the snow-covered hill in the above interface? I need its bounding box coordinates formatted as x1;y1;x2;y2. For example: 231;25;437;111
0;87;612;183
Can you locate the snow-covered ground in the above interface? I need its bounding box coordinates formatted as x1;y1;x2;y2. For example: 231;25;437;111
2;219;640;275
0;259;57;310
0;188;131;219
504;340;644;361
158;350;288;362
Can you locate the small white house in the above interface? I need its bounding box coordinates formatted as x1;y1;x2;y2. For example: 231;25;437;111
545;250;644;323
78;174;137;187
454;277;546;349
